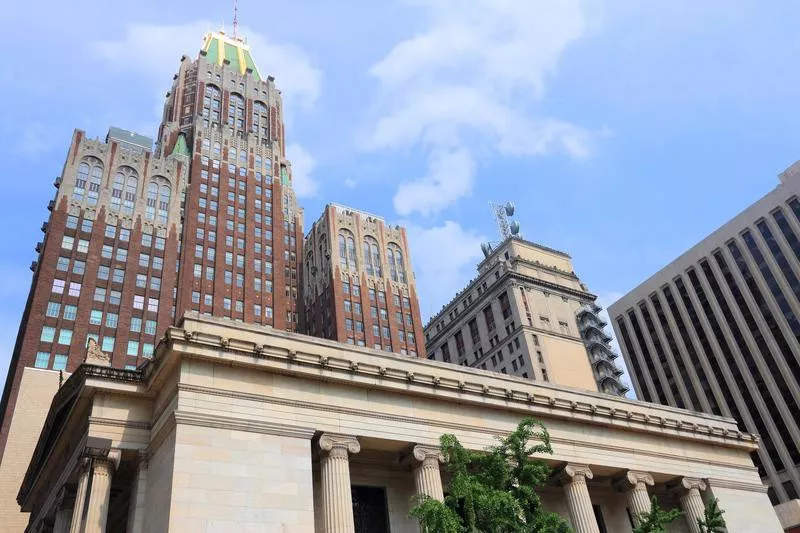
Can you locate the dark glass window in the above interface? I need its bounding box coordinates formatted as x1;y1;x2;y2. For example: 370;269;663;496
616;317;651;402
639;302;682;407
630;307;668;403
731;237;800;465
352;486;389;533
650;293;697;409
714;249;790;472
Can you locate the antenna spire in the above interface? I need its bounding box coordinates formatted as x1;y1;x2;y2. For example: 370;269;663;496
233;0;239;38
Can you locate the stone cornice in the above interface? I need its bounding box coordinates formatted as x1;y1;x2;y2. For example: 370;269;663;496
174;410;316;440
160;316;757;452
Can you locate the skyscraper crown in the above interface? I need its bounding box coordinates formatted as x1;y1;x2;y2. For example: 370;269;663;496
201;31;262;81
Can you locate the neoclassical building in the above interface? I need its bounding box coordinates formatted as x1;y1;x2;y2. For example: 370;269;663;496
18;314;782;532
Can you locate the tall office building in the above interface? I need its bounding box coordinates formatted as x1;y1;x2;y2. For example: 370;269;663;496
301;204;425;356
0;30;303;528
425;236;628;395
609;161;800;513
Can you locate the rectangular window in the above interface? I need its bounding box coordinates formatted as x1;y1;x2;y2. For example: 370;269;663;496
133;295;144;309
61;236;74;250
223;298;231;310
68;282;81;297
150;277;161;291
66;216;78;229
130;317;142;332
81;219;93;233
127;341;139;356
104;224;116;238
139;254;150;267
41;326;56;343
152;257;163;271
52;279;65;294
106;313;118;328
145;320;157;335
53;354;68;371
109;291;121;305
62;304;77;321
191;291;200;304
141;233;153;247
97;265;110;280
76;239;90;253
89;310;103;325
254;304;262;317
119;228;130;242
147;298;159;313
101;336;115;352
57;329;73;345
46;302;60;318
56;257;69;271
112;268;125;283
101;245;113;259
34;352;50;369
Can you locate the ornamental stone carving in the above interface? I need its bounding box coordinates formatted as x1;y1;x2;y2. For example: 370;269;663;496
85;338;110;367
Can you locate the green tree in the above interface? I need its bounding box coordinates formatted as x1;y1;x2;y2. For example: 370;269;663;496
697;498;726;533
409;418;571;533
632;497;681;533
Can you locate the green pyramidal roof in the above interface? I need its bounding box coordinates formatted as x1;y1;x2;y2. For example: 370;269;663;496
201;31;263;81
171;133;190;157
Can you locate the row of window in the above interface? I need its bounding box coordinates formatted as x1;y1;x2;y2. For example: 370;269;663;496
189;291;275;318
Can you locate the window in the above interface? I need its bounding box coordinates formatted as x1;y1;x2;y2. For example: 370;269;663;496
112;268;125;283
102;337;115;352
111;166;139;214
254;304;262;317
66;216;78;230
104;224;116;239
61;236;74;250
56;257;69;272
346;318;354;331
363;236;382;277
150;277;161;291
145;320;157;335
344;300;352;313
223;298;231;310
109;291;121;305
80;219;93;234
133;295;144;309
142;233;153;248
147;298;159;313
101;245;112;259
89;310;103;325
52;279;65;294
35;352;50;369
53;354;68;371
483;306;496;331
142;343;154;358
115;248;128;262
191;291;200;304
130;317;142;332
119;228;130;242
68;282;81;297
97;265;110;280
57;329;73;345
387;244;406;282
46;302;60;318
499;291;512;320
127;341;139;356
40;326;56;343
106;313;118;328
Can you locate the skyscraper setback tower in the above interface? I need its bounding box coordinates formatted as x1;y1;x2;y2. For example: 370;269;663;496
0;30;303;527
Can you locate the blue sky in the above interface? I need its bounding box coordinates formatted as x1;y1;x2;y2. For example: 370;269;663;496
2;0;800;393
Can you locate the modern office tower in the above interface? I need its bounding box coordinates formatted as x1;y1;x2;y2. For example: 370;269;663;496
425;236;628;395
301;204;425;356
609;161;800;512
0;30;303;527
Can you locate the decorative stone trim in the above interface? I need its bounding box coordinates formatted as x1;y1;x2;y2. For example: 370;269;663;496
173;410;316;440
705;478;769;493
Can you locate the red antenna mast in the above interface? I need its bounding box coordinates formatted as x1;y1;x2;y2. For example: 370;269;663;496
232;0;239;39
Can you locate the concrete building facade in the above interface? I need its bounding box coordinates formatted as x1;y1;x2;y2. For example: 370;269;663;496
17;314;782;533
609;161;800;528
301;204;425;356
425;237;628;395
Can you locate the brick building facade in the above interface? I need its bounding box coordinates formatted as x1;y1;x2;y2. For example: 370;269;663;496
301;204;425;356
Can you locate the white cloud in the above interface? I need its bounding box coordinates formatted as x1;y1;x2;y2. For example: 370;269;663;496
367;0;598;216
405;221;485;321
91;21;321;111
286;144;318;197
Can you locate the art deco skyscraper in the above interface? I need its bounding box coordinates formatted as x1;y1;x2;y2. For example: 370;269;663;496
0;30;303;527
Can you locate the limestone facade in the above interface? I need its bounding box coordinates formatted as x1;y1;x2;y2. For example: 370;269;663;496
17;314;783;532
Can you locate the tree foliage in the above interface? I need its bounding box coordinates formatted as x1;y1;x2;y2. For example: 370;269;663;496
409;418;571;533
697;498;726;533
632;497;681;533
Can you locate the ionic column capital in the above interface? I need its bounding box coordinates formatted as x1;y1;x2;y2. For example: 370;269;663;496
559;463;594;485
671;476;707;496
412;444;445;464
318;433;361;456
614;470;654;491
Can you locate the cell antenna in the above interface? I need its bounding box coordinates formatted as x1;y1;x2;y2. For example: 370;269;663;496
233;0;239;38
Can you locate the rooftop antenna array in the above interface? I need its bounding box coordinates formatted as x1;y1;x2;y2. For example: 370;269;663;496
481;202;521;258
232;0;239;39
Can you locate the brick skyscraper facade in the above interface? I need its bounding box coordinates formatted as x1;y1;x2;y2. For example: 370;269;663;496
0;30;304;526
301;204;425;356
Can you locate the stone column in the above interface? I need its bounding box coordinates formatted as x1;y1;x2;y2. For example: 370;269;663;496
126;451;148;533
559;464;600;533
318;433;361;533
411;445;445;502
52;486;76;533
69;458;91;533
614;470;654;526
83;450;120;533
673;477;707;533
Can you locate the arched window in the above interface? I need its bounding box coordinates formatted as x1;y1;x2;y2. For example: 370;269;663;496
253;101;269;138
230;147;237;162
363;236;382;277
255;155;262;169
338;234;347;270
74;157;103;204
158;183;171;224
213;142;221;157
145;182;158;220
74;162;89;201
110;167;138;213
202;138;210;153
347;236;357;270
387;244;406;283
229;93;245;131
204;84;222;126
88;162;103;206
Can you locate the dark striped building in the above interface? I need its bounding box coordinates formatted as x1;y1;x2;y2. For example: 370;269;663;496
610;162;800;510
